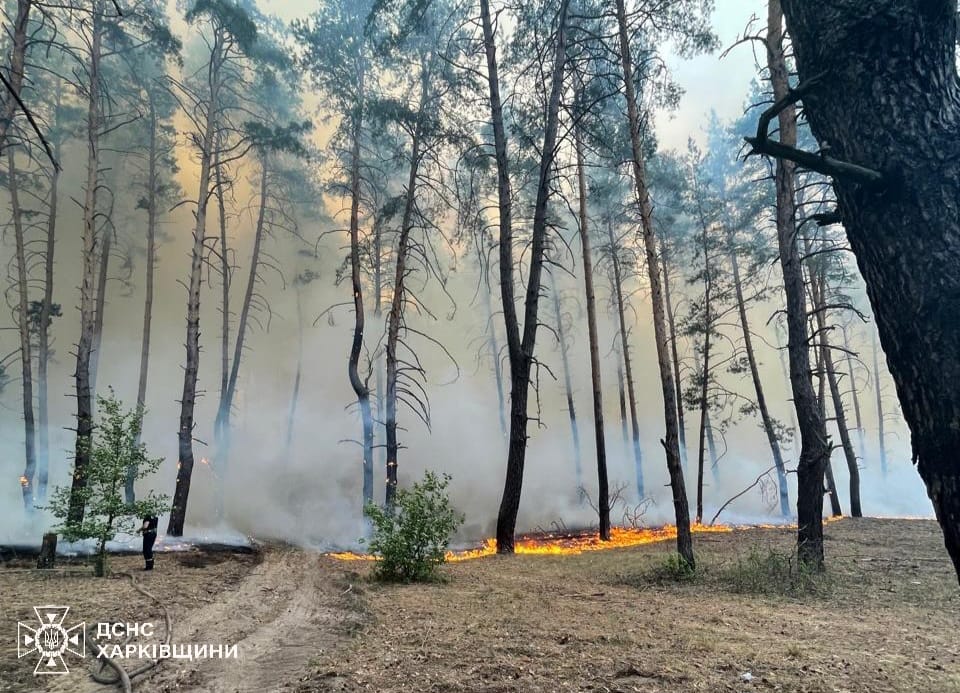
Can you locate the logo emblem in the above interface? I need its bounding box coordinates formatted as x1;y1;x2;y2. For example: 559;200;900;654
18;606;85;675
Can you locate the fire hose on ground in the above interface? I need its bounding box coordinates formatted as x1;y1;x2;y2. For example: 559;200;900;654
83;572;172;693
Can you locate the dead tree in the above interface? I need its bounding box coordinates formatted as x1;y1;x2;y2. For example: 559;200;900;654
871;332;889;478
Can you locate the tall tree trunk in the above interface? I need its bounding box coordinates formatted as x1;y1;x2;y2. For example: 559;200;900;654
213;147;230;462
222;157;269;455
89;213;112;395
705;411;719;483
606;220;644;498
575;125;609;538
168;33;224;537
128;91;159;504
811;269;862;516
488;0;569;553
730;245;790;515
552;288;583;488
693;205;714;524
871;331;888;478
8;151;36;509
764;0;830;567
661;243;688;467
37;84;62;503
344;101;375;507
373;215;386;481
615;0;693;566
841;325;867;461
0;0;32;153
777;0;960;579
815;342;843;517
385;65;429;507
70;3;103;524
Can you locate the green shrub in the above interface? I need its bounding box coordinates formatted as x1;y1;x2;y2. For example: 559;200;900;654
650;552;699;583
362;471;464;583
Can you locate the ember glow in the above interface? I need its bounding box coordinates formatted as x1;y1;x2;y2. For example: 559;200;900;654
326;523;786;563
19;475;29;487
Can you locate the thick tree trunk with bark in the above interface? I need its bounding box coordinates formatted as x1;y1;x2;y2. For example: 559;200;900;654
552;288;583;489
615;0;693;565
575;127;609;538
730;246;790;516
486;0;569;553
8;152;36;508
763;0;831;567
606;221;644;498
70;4;104;524
775;0;960;578
169;35;224;537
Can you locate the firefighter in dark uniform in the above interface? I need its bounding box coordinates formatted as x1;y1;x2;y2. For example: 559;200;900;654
136;514;158;570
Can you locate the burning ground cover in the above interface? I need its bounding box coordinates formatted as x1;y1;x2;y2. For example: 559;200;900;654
304;518;960;692
2;519;958;692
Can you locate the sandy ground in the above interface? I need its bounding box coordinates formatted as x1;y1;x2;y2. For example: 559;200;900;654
2;518;959;692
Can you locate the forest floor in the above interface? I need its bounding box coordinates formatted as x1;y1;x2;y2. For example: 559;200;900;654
2;518;958;692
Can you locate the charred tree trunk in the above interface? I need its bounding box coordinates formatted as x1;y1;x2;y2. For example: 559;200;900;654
606;220;644;498
575;124;609;537
169;31;225;537
872;332;889;478
486;0;570;553
385;65;430;507
615;0;693;566
661;243;688;468
763;0;830;567
128;92;160;504
8;152;36;509
730;245;790;516
552;288;583;489
70;3;104;524
0;0;32;153
344;100;375;507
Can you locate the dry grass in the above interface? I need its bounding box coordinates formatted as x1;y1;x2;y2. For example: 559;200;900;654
3;520;959;692
300;518;960;692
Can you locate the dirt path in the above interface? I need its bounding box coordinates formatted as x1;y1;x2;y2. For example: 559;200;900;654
42;548;359;693
141;548;357;693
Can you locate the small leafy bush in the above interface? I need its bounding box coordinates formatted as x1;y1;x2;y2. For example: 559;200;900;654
363;471;464;583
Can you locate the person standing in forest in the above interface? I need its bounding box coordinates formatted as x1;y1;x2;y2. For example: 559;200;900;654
137;513;159;570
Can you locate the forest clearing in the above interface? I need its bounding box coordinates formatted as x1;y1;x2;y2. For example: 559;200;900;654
2;519;958;692
3;0;960;690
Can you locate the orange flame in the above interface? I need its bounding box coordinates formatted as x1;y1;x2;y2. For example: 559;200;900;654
19;475;29;487
326;522;795;563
